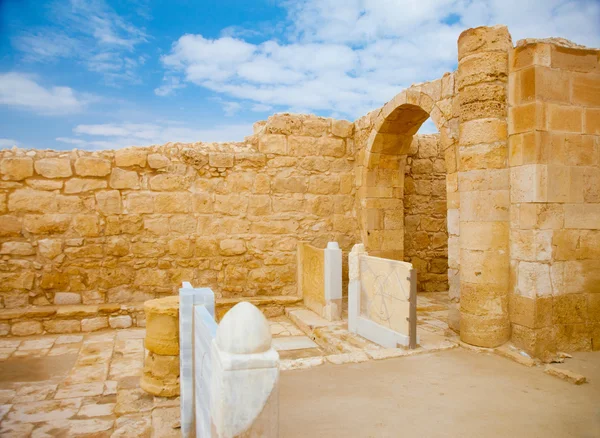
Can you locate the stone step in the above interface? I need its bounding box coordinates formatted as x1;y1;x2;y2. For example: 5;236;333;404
0;295;303;337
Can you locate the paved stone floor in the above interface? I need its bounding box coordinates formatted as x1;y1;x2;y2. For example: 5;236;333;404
0;293;455;436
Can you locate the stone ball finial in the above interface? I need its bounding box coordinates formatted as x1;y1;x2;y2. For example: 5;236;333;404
216;302;272;354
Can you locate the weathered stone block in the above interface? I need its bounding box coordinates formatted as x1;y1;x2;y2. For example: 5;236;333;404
259;135;287;155
219;239;246;256
209;153;234;168
109;315;133;329
115;149;147;167
95;191;122;215
74;157;111;176
110;168;140;189
1;157;33;180
147;154;170;169
12;321;43;336
64;178;107;194
154;193;191;213
34;158;72;178
23;214;71;234
81;317;109;332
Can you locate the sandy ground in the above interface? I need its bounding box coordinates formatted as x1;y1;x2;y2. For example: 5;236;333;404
279;348;600;438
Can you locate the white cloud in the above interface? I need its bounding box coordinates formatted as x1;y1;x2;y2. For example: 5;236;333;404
57;121;254;150
0;138;19;148
0;73;92;114
12;0;147;83
159;0;600;119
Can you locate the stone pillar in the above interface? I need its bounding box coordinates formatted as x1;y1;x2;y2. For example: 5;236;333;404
141;296;180;397
457;26;512;347
211;302;279;438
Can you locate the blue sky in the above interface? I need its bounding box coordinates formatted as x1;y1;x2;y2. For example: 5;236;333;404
1;0;599;150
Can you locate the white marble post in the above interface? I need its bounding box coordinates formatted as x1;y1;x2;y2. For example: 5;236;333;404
210;302;279;438
348;243;366;333
323;241;343;320
180;283;215;438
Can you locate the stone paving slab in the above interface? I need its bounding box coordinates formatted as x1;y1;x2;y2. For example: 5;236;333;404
0;293;458;436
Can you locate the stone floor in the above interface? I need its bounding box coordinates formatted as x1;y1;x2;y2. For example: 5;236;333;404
0;292;456;437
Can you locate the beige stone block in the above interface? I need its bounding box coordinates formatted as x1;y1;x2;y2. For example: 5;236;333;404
553;294;587;324
583;167;600;203
288;135;320;156
26;179;63;190
510;165;546;203
74;157;111;176
81;317;108;332
514;66;571;105
331;119;353;137
72;215;100;237
154;192;191;213
38;238;63;259
64;178;107;194
219;239;246;256
272;175;307;193
208;153;234;168
214;193;248;215
511;43;552;70
318;137;345;157
546;165;570;202
144;296;179;355
34;158;72;178
459;118;507;146
125;192;154;213
96;190;122;214
555;323;592;352
54;292;82;305
459;312;510;348
459;143;507;171
23;214;71;234
308;175;340;195
460;249;509;286
1;157;33;180
460;190;509;222
572;72;600;107
460;282;508;316
517;261;552;298
115;148;147;167
11;321;43;336
253;174;270;194
509;294;553;329
8;189;56;213
457;51;509;90
548;104;583;133
149;174;189;191
307;195;333;217
460;221;508;251
147;154;170;169
0;272;34;291
109;168;139;189
0;241;35;255
458;25;512;61
564;204;600;229
584;108;600;134
508;102;546;134
109;315;133;329
43;320;81;334
247;195;271;216
458;168;509;191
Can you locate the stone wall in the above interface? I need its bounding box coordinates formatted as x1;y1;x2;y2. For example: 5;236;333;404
0;114;357;322
508;39;600;356
404;134;448;292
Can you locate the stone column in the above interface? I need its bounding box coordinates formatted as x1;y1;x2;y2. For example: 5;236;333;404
457;26;512;347
140;296;180;397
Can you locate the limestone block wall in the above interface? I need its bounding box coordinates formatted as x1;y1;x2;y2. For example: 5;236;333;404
508;39;600;356
0;114;357;318
404;134;449;292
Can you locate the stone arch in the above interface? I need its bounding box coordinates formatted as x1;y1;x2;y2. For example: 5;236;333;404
358;84;452;261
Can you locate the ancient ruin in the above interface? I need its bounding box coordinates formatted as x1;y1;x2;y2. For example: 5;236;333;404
0;25;599;436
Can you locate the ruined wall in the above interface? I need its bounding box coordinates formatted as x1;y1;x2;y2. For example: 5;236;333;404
508;39;600;356
404;134;448;292
0;114;357;323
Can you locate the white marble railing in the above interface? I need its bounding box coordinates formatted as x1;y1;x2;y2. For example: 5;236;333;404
180;284;279;438
348;244;418;349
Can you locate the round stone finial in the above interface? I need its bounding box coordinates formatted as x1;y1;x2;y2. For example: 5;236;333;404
216;302;272;354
